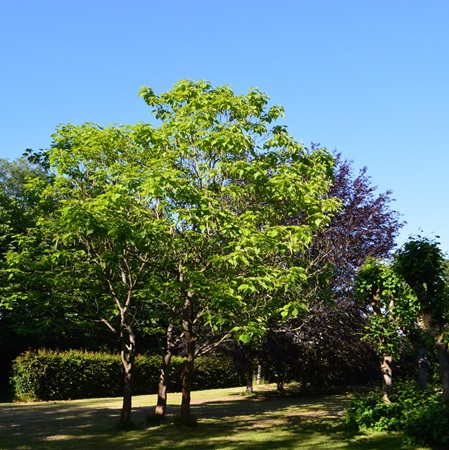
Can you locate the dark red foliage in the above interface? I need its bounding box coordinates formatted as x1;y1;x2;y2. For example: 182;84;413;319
314;152;404;301
264;152;405;386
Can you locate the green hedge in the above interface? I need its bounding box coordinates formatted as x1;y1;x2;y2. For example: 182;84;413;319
10;349;244;401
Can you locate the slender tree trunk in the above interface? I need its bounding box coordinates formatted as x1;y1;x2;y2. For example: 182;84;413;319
155;350;172;417
381;354;393;404
421;310;449;399
256;363;263;385
180;291;196;423
246;365;254;394
155;310;175;418
435;338;449;400
370;294;393;404
416;346;430;390
277;376;284;392
277;364;285;392
120;326;136;427
242;346;254;394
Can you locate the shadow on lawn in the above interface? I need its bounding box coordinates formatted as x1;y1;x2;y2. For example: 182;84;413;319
0;393;414;450
0;402;124;449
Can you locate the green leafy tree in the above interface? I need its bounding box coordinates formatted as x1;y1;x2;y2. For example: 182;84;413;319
354;258;418;403
3;79;340;425
0;157;51;396
394;236;449;398
0;157;49;256
8;123;172;427
138;79;340;422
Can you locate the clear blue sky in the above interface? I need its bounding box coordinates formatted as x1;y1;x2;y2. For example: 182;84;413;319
1;0;448;254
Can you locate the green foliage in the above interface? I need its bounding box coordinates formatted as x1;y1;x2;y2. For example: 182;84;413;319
4;80;341;424
354;259;419;358
394;236;449;400
404;399;449;447
395;236;448;311
345;391;402;432
0;157;51;312
346;382;449;447
0;157;48;252
10;350;244;401
191;355;244;390
137;79;341;339
11;349;123;401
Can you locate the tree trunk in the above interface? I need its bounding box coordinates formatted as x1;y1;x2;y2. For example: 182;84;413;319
421;310;449;399
277;365;285;392
381;354;393;404
416;346;430;390
155;350;172;417
155;311;175;418
119;326;136;427
256;363;263;385
370;292;393;404
246;365;254;394
180;291;195;424
435;338;449;400
277;377;284;392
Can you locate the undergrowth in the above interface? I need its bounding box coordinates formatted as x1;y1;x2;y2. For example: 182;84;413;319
345;381;449;448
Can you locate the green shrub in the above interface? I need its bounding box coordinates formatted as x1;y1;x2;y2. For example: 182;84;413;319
11;350;123;401
132;355;185;395
192;356;244;390
10;350;244;401
345;389;406;431
404;397;449;448
345;381;449;448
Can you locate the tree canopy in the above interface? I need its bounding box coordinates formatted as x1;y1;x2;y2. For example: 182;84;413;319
1;79;427;428
2;80;342;424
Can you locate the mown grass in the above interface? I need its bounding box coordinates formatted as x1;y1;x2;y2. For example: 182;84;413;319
0;385;430;449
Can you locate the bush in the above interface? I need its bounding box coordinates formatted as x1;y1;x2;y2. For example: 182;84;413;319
192;355;244;390
345;389;405;432
404;398;449;448
345;381;449;448
10;350;245;401
11;349;123;401
132;355;185;395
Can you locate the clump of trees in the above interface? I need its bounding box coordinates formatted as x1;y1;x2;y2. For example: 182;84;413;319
2;80;342;426
1;79;416;430
242;152;404;392
355;236;449;401
349;236;449;448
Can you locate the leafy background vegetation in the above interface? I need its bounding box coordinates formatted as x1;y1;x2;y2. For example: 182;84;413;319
1;80;448;448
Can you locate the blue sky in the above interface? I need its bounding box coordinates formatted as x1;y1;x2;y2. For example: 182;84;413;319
1;1;448;254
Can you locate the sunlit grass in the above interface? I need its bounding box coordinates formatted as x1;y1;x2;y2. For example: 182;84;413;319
0;384;430;449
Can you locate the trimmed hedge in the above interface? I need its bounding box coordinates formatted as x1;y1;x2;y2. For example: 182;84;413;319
10;349;245;401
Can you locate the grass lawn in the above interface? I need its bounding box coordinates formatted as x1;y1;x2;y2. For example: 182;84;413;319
0;385;430;449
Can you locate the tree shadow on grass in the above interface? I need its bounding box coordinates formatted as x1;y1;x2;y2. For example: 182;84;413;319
0;402;125;449
0;393;419;450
